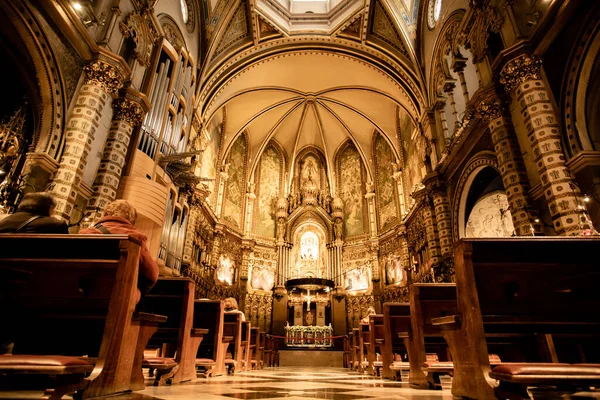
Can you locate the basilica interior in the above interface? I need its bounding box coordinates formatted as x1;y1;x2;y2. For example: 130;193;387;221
1;0;600;399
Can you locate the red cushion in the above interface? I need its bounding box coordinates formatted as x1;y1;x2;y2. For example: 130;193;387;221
492;363;600;376
0;355;92;367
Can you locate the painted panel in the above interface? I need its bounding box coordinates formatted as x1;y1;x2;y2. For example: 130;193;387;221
255;146;280;237
344;264;370;292
402;116;426;192
250;261;275;291
466;191;515;237
339;146;365;237
375;134;398;231
223;135;246;227
201;119;222;211
215;254;235;285
299;154;321;191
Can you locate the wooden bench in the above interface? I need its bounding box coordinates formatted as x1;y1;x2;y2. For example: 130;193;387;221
223;313;243;374
194;300;229;377
0;234;164;399
367;315;385;376
249;327;259;370
382;303;411;381
432;238;600;400
240;321;252;372
409;283;457;388
139;277;207;385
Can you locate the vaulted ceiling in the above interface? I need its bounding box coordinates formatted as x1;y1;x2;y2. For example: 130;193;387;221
197;0;426;178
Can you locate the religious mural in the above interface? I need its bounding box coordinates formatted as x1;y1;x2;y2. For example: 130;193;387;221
384;254;404;285
215;254;235;285
250;260;275;291
201;118;222;211
400;114;425;193
344;263;370;293
222;135;246;228
255;145;281;237
374;134;398;231
339;145;365;237
299;154;321;191
466;190;515;238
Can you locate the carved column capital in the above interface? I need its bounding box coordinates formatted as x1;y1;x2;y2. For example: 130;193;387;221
477;96;507;123
113;98;145;126
499;54;543;93
83;60;125;94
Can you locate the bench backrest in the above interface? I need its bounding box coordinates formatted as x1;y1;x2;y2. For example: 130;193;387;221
0;234;140;357
194;300;225;361
224;312;243;360
140;277;195;357
456;238;600;326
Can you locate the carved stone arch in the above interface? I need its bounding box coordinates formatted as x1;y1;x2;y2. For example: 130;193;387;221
0;0;68;160
158;14;186;50
562;7;600;155
451;151;499;241
429;11;465;102
293;146;330;196
287;209;334;243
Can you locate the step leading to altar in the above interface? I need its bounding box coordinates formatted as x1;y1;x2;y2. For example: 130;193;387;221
279;350;343;367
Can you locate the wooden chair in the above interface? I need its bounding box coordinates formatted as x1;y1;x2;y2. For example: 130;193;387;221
432;238;600;400
0;234;165;399
382;303;411;381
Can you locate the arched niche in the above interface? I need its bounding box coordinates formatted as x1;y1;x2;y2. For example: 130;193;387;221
289;222;328;280
459;165;515;239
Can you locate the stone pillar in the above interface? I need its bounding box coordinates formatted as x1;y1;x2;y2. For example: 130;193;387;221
453;57;471;104
365;182;377;238
425;178;453;258
435;98;450;141
415;190;442;267
477;93;540;235
444;81;460;130
500;54;586;235
211;228;225;267
244;183;256;236
87;90;148;218
392;169;406;215
215;168;229;218
51;59;125;220
240;240;254;281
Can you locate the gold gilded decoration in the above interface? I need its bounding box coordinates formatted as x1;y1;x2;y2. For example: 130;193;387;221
499;54;543;93
83;61;124;94
464;5;504;63
214;1;249;57
113;98;145;126
477;96;505;123
119;12;158;67
162;20;184;49
370;1;410;58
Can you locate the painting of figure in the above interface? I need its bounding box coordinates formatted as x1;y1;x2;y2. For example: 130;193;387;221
200;120;221;211
251;262;275;291
466;191;515;238
345;264;369;292
339;146;364;237
385;255;403;285
300;155;321;190
256;146;281;237
215;254;235;286
223;135;246;227
375;134;398;230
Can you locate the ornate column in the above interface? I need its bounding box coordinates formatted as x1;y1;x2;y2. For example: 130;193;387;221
477;93;540;235
392;169;406;215
215;167;229;218
414;189;442;268
244;182;256;236
443;81;460;130
51;58;126;219
425;177;453;258
453;56;471;105
331;197;344;287
500;54;586;235
435;98;450;141
275;197;288;286
181;188;209;267
211;227;225;267
86;89;148;218
364;182;377;239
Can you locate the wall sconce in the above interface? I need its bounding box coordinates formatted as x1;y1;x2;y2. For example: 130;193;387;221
72;0;106;27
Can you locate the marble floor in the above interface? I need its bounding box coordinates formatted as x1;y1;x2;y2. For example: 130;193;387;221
137;367;454;400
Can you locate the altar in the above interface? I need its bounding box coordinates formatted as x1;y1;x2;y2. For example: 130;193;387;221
285;325;333;347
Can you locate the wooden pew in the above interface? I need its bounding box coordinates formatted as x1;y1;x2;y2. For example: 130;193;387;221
223;313;243;374
351;328;360;371
382;303;412;381
249;327;259;370
240;321;252;372
359;322;370;373
0;234;164;399
432;238;600;400
139;277;207;385
409;283;457;388
194;300;228;377
367;315;385;376
257;331;266;369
